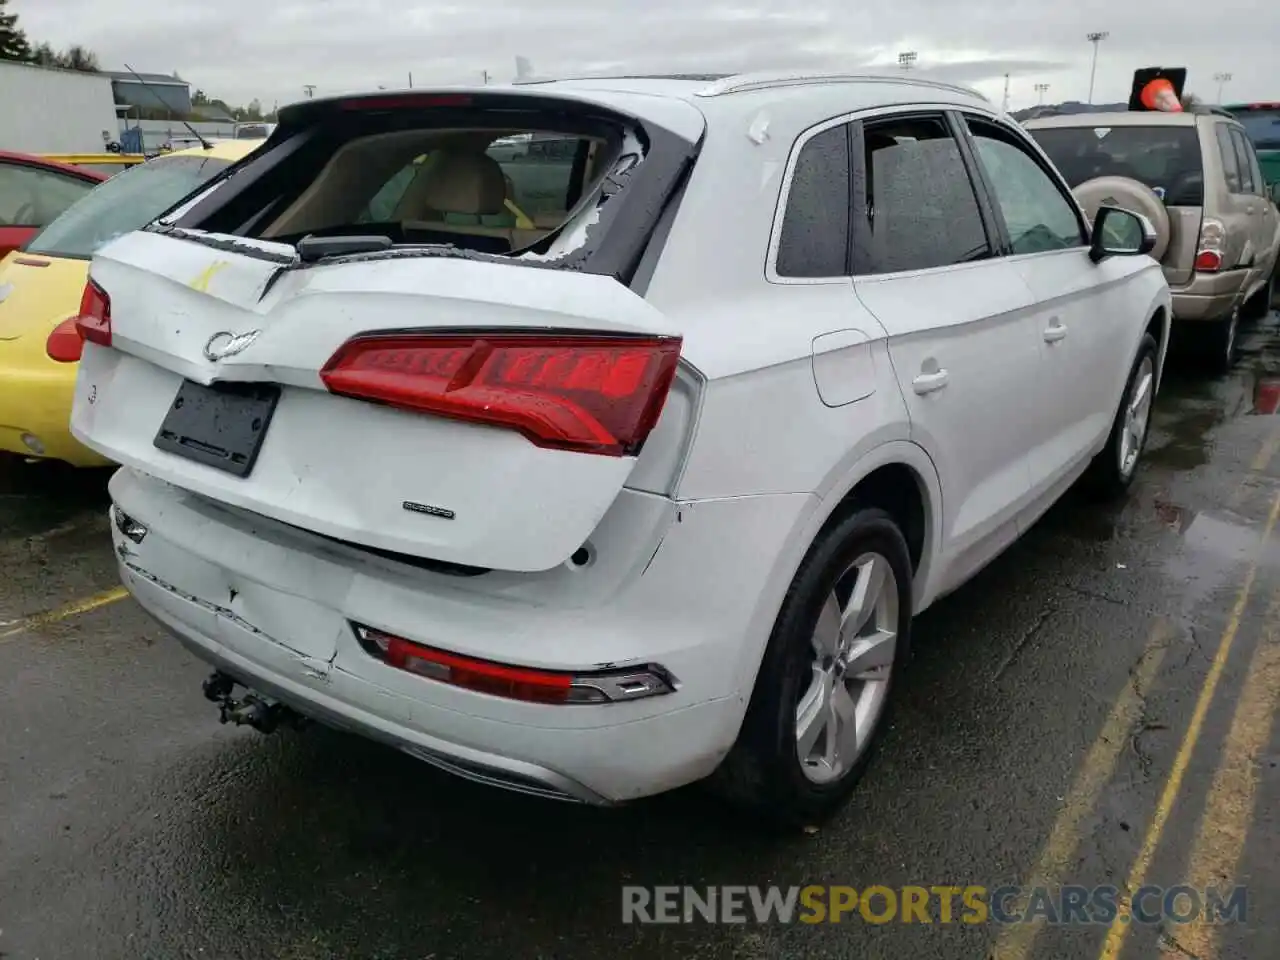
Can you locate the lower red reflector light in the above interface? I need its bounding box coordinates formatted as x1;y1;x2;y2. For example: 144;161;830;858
388;634;573;704
354;625;677;705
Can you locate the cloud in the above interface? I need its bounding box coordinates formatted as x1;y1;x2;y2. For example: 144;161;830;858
10;0;1279;112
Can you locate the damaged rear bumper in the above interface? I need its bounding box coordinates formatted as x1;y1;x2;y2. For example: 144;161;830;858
108;467;814;804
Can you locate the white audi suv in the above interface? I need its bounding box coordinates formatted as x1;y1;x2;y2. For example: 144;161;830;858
68;70;1170;825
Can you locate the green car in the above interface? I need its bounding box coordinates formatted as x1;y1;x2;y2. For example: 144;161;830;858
1227;102;1280;304
1225;102;1280;189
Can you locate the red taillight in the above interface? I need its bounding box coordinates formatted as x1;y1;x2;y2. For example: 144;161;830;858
384;634;574;704
75;279;112;347
46;316;83;363
1195;250;1222;272
339;94;473;111
355;625;677;705
320;333;682;456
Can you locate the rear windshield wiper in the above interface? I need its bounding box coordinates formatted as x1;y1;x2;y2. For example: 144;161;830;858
297;234;394;263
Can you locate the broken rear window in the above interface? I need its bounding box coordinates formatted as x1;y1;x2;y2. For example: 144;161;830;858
159;92;695;281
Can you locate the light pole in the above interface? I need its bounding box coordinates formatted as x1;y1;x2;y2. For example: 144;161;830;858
1035;82;1050;105
1214;72;1233;103
897;51;917;72
1002;73;1011;112
303;84;316;99
1086;31;1109;104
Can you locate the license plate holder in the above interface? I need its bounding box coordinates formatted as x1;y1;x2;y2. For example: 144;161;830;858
153;379;281;478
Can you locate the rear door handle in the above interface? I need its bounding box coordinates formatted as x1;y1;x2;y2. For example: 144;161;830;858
1044;318;1069;343
912;369;949;395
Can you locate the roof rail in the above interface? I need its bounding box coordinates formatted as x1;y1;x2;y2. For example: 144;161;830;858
1189;104;1238;119
694;69;990;102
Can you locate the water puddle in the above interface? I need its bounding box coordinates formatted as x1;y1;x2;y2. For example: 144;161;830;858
1162;506;1280;612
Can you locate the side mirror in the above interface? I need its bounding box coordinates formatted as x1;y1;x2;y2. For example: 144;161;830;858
1089;205;1157;263
1269;181;1280;206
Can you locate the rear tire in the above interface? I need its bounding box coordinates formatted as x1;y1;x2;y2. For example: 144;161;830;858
1243;272;1275;321
1204;304;1241;376
1084;332;1158;500
709;507;913;830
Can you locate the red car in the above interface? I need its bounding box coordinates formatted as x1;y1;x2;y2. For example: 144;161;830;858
0;151;107;258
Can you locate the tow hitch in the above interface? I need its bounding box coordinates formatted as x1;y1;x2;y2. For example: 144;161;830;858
202;671;308;734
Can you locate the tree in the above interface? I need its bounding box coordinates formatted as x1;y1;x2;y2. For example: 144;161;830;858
60;44;98;71
30;40;57;67
0;0;32;62
25;38;101;72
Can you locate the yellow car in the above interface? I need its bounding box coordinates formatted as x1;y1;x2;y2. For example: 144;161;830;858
0;139;265;466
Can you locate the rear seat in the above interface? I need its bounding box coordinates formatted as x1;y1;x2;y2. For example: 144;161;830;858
402;150;559;251
403;150;516;252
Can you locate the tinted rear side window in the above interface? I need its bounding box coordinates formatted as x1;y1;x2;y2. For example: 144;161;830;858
1229;128;1257;194
776;124;850;278
855;114;991;275
1216;124;1243;192
1028;125;1204;206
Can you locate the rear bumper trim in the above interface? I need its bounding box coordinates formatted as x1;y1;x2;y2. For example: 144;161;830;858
141;597;613;807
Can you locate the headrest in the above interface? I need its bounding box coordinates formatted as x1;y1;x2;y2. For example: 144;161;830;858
418;150;507;216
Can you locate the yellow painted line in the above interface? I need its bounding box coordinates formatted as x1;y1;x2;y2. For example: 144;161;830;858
1096;487;1280;960
990;618;1174;960
1251;428;1280;474
992;423;1280;960
1158;587;1280;959
0;587;129;642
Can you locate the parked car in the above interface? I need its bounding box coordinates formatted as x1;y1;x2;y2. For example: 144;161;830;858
232;122;277;140
1024;107;1280;371
0;139;264;466
1224;101;1280;189
72;73;1169;825
0;151;105;257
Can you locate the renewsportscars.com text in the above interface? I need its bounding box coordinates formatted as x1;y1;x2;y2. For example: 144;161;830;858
621;884;1248;925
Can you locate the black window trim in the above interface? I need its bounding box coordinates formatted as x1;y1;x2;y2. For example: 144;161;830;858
848;108;1000;278
952;110;1091;254
766;113;856;285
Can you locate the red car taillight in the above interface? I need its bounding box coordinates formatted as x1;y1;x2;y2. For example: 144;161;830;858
46;317;83;362
1195;249;1223;272
320;333;682;456
1195;218;1226;274
355;625;677;705
76;279;112;347
47;280;112;363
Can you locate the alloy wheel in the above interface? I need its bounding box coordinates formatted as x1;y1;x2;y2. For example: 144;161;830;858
1118;354;1155;479
795;552;899;784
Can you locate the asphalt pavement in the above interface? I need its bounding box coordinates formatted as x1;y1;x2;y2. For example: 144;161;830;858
3;315;1280;960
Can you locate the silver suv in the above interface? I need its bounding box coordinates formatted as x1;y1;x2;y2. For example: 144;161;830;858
1025;107;1280;371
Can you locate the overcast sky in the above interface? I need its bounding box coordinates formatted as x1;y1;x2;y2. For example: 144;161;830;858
14;0;1280;113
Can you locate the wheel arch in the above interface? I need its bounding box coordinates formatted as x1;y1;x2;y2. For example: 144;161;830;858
1145;298;1171;393
729;439;943;700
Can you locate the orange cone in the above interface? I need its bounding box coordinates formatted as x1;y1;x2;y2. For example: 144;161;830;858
1141;78;1183;112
